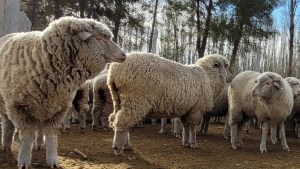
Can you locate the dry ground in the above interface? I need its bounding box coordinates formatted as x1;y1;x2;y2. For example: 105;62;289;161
1;122;300;169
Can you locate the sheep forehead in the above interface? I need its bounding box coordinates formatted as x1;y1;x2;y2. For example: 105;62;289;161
286;77;300;85
256;74;272;84
93;22;113;39
196;54;228;68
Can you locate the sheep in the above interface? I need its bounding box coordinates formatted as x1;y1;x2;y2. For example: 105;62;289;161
91;69;113;131
228;71;294;153
108;52;231;155
284;77;300;137
0;16;126;168
199;83;228;135
72;82;90;132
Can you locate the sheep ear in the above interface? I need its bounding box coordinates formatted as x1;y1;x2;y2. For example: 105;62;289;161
78;32;92;40
273;81;283;90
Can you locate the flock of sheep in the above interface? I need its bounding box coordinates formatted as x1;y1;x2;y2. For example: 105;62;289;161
0;16;300;169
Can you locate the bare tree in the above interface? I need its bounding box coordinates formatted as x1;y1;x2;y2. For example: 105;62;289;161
148;0;159;53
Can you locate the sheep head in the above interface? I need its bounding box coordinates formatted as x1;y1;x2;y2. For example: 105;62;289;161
251;72;284;99
285;77;300;98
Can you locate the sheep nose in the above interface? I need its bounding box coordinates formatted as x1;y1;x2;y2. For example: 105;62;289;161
298;90;300;95
122;52;126;57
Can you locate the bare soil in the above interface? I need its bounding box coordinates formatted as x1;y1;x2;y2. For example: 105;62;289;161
1;122;300;169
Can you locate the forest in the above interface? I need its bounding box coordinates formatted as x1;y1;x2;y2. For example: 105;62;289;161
21;0;300;77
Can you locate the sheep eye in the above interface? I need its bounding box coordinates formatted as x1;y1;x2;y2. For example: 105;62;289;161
266;82;270;85
254;80;257;83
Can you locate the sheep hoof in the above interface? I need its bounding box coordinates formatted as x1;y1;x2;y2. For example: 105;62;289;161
183;141;190;147
158;129;166;134
231;143;237;150
190;143;198;148
113;147;124;156
35;146;43;151
79;127;85;133
19;165;28;169
2;145;12;152
283;146;290;151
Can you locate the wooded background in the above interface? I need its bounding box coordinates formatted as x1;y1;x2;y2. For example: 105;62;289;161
21;0;300;76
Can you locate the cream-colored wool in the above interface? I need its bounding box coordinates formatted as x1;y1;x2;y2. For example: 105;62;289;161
228;71;294;153
0;16;125;168
91;72;113;130
108;52;231;155
285;77;300;137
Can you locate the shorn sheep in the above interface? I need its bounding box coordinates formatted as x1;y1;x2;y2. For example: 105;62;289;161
228;71;294;153
108;52;232;155
0;16;126;168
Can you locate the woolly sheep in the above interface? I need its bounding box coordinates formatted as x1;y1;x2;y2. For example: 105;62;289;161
108;52;231;155
228;71;293;153
284;77;300;137
0;16;126;168
200;83;228;135
91;70;113;130
72;82;90;132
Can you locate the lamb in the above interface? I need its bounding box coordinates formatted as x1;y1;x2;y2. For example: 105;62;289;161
228;71;294;153
0;16;126;168
91;69;113;130
108;52;231;155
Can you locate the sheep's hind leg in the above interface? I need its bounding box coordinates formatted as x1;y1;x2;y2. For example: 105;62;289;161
236;123;245;147
44;128;59;168
91;105;101;130
230;123;238;149
159;118;167;133
79;113;86;132
1;114;15;151
18;127;35;169
270;124;277;144
279;122;289;151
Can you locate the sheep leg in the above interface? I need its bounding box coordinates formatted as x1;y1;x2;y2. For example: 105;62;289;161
260;121;269;153
112;130;129;155
236;123;244;147
34;128;44;150
230;123;238;149
173;118;182;138
270;124;277;144
279;122;289;151
91;105;101;130
203;115;211;135
44;128;59;168
78;113;86;132
189;124;198;148
297;122;300;138
182;122;190;147
159;118;167;133
223;115;230;139
18;127;35;169
124;132;133;151
1;114;15;151
100;112;109;130
62;112;71;132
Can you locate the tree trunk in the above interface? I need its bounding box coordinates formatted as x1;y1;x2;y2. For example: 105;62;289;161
112;0;123;43
53;0;62;19
229;23;244;73
148;0;159;53
287;0;297;76
174;22;179;62
30;0;38;29
195;0;201;58
78;0;86;18
198;0;213;58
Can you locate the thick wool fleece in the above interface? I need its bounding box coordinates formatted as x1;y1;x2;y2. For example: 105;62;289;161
108;52;230;131
228;71;293;124
0;17;114;129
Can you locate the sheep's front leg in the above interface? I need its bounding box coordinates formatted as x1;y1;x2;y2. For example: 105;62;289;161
44;128;59;168
182;123;190;147
260;121;269;153
18;127;35;169
1;114;15;151
189;124;198;148
79;113;86;132
35;128;44;150
236;123;245;147
279;122;289;151
159;118;167;133
91;105;101;130
112;130;129;155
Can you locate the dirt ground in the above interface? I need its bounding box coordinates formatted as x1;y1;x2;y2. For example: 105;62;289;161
1;121;300;169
